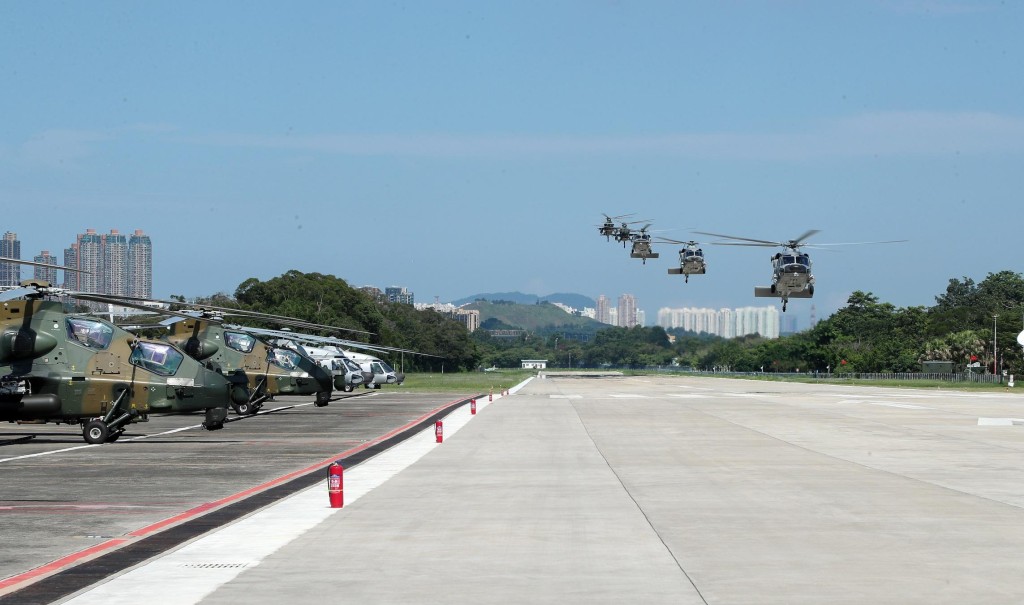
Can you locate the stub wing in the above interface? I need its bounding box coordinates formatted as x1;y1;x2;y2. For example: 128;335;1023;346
631;252;660;259
754;286;813;298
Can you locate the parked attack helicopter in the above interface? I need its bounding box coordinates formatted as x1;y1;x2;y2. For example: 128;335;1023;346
238;327;445;389
694;230;907;312
103;296;358;413
0;271;237;443
655;239;707;282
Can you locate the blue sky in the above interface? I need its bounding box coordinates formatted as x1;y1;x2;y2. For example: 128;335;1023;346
2;1;1022;326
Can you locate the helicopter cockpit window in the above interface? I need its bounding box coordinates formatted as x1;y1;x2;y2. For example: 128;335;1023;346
342;358;363;372
370;362;384;374
224;331;256;353
797;254;809;265
378;360;396;373
65;318;114;350
129;342;184;376
273;349;302;370
782;255;797;265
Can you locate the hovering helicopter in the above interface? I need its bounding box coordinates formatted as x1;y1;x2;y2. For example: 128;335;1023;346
694;229;907;312
597;213;635;241
628;224;660;264
0;261;237;443
655;239;707;282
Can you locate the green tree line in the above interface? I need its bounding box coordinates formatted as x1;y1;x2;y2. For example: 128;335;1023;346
198;270;1024;375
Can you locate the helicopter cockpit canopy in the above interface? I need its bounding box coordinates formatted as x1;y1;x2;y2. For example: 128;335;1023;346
129;341;185;376
224;331;256;354
66;318;114;350
273;348;302;370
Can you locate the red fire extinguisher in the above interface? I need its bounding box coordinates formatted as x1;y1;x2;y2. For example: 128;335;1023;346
328;462;344;508
435;420;443;443
470;398;476;415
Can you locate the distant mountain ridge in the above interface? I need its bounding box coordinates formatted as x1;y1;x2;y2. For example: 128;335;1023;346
452;291;595;310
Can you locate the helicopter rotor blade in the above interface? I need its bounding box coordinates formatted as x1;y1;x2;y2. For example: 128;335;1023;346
692;231;782;246
0;256;90;273
802;239;909;247
790;229;822;246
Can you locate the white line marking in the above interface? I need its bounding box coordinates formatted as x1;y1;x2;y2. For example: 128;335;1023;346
549;395;582;399
609;394;650;398
0;402;320;463
978;417;1024;426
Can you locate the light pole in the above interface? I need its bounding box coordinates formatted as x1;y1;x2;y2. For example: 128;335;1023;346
994;314;999;379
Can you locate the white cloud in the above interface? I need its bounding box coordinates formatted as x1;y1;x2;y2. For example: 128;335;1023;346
179;111;1024;160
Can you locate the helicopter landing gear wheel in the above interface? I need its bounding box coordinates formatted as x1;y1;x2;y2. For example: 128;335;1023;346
782;300;788;312
685;275;689;283
314;392;331;407
808;284;815;296
343;384;354;393
83;420;109;444
770;284;777;294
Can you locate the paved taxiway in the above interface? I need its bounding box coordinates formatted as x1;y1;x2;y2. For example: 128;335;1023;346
0;390;469;592
9;375;1024;604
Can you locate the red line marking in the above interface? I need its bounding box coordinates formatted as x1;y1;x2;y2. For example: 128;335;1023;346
0;397;467;592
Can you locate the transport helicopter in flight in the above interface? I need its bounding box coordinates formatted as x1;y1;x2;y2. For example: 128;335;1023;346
0;260;237;443
694;230;907;312
106;296;358;413
628;224;660;264
655;239;707;282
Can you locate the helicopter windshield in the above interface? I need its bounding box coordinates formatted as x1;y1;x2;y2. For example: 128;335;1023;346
781;255;797;265
342;358;363;372
224;331;256;353
65;318;114;350
129;342;184;376
797;254;809;265
273;349;303;370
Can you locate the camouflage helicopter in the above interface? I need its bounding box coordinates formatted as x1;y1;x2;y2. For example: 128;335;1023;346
0;260;238;443
107;296;360;414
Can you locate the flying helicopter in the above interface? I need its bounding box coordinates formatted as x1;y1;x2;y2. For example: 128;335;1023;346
0;260;238;443
597;213;635;241
694;229;907;312
655;239;707;282
628;224;660;264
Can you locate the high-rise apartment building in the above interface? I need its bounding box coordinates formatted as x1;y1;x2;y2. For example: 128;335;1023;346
60;228;153;297
617;294;637;327
596;295;611;324
63;244;79;290
33;250;59;284
657;305;780;339
75;229;103;294
385;286;414;305
0;231;21;287
103;229;129;297
127;229;152;298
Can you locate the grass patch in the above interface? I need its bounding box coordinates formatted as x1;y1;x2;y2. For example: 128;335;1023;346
397;370;537;393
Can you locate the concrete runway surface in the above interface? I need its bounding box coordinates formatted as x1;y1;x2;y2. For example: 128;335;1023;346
7;375;1024;604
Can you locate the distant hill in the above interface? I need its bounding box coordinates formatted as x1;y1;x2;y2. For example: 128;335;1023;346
465;300;606;336
453;291;595;310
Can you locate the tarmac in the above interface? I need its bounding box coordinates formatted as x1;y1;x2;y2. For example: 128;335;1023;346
14;374;1024;604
